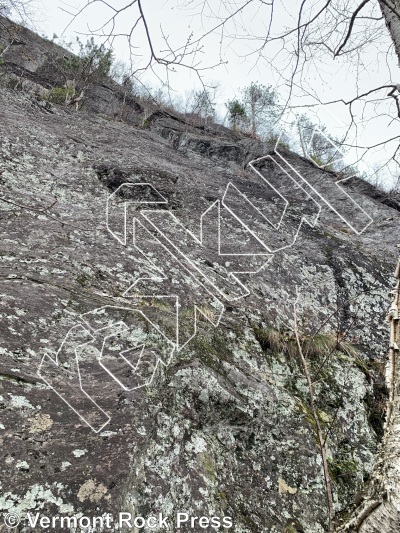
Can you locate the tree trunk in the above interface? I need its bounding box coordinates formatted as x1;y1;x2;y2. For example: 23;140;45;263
337;258;400;531
336;5;400;528
379;0;400;66
251;100;256;137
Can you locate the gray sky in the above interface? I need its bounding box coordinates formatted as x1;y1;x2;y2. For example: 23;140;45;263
24;0;400;186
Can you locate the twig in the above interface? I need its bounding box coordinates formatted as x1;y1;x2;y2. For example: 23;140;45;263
0;196;57;213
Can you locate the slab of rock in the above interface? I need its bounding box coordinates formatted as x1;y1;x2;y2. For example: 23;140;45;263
0;16;399;532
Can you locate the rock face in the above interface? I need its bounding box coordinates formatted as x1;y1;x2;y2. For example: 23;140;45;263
1;15;400;533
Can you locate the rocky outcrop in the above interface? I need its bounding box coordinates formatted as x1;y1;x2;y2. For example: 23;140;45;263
0;15;143;123
1;15;400;533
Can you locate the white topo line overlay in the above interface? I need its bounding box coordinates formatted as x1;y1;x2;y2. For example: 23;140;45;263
38;132;374;432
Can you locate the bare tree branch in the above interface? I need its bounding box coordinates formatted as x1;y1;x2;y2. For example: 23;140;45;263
293;289;335;533
335;0;371;57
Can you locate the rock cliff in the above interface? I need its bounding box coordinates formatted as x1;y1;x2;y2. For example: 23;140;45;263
1;15;400;533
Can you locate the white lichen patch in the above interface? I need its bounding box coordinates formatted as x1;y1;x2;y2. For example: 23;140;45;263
0;484;74;514
72;449;87;457
99;430;117;437
15;461;29;471
9;395;36;409
185;435;208;454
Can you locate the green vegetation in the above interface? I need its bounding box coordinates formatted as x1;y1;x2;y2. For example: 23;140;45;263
267;133;291;150
284;524;300;533
328;457;358;484
47;85;74;104
240;82;279;137
75;272;92;287
200;452;216;482
297;399;329;432
188;331;232;377
59;37;113;88
226;99;247;130
182;304;218;324
253;325;295;356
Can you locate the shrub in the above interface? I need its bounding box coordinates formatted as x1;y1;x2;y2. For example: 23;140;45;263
50;37;114;95
47;86;74;104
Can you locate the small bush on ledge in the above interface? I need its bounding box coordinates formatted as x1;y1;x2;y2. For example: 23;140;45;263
47;86;74;105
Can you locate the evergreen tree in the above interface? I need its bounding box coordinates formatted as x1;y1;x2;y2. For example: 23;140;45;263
226;99;246;130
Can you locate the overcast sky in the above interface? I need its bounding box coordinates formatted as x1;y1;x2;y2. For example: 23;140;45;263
22;0;400;186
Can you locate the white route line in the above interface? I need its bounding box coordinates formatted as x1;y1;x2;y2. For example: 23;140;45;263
38;324;111;433
39;131;375;431
126;218;225;351
276;130;373;235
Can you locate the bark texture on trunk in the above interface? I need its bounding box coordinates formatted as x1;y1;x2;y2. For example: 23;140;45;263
338;258;400;531
338;6;400;529
379;0;400;66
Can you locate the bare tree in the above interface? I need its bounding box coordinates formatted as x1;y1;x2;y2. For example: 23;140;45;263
188;88;217;124
0;3;10;16
63;2;400;175
60;1;400;529
336;254;400;531
241;82;279;138
293;292;335;532
61;0;225;93
0;0;36;24
0;1;38;65
296;114;344;169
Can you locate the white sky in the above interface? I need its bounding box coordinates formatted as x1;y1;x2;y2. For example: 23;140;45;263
22;0;400;187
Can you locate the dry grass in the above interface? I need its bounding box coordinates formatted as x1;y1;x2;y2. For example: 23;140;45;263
254;326;359;362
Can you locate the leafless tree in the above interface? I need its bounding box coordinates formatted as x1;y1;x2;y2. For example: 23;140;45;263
62;1;400;182
0;1;38;65
0;0;36;24
240;82;279;137
293;291;335;532
61;1;400;529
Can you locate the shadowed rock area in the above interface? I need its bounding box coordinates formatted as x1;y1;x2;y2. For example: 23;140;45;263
1;15;400;533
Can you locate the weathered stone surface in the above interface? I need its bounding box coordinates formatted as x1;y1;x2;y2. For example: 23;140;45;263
1;15;400;533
